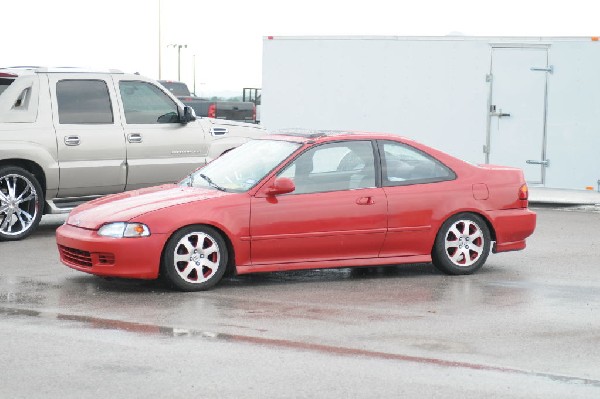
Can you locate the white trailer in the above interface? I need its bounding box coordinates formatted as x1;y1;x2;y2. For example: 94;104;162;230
261;36;600;191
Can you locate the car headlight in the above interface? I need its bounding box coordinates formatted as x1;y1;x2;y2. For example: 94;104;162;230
97;222;150;238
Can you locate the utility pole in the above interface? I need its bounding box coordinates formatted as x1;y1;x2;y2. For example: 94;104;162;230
168;44;187;81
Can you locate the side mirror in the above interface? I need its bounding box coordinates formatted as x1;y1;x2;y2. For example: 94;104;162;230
180;105;196;124
265;177;295;196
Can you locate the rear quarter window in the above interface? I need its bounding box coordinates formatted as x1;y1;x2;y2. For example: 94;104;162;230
56;80;114;124
380;140;456;186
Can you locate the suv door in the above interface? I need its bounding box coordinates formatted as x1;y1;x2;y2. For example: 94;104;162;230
114;78;209;190
49;75;126;197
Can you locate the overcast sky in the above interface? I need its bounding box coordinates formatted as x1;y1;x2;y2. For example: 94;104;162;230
3;0;598;95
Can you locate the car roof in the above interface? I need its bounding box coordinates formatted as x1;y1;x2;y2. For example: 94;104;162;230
266;129;411;144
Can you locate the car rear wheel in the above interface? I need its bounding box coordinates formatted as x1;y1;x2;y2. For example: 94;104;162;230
161;225;228;291
432;213;490;275
0;167;44;241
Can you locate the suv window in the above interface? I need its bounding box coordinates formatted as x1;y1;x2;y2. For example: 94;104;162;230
380;141;455;186
0;78;15;96
119;81;179;124
279;141;376;194
56;80;114;124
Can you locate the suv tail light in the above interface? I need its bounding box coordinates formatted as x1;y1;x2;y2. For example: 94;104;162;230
252;104;256;122
208;104;216;118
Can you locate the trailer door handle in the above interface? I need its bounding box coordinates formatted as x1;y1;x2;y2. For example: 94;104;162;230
490;105;510;117
526;159;550;167
530;66;554;74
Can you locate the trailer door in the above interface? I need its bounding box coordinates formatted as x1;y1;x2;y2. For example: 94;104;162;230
488;47;550;185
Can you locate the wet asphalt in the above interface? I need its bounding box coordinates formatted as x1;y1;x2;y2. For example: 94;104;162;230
1;206;599;398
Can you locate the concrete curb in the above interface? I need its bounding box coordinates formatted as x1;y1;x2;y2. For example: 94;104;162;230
529;188;600;205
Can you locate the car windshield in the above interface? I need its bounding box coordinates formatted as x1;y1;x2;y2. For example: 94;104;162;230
181;139;301;192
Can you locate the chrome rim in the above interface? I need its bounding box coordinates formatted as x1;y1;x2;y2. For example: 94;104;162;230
0;174;39;236
444;219;485;267
173;232;221;283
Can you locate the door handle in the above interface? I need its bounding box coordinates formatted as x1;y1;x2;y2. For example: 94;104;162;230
490;105;510;117
127;133;143;143
526;159;550;167
64;135;80;146
356;197;375;205
530;66;554;74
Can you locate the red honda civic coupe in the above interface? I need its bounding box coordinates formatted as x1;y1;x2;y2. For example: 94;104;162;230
56;131;536;291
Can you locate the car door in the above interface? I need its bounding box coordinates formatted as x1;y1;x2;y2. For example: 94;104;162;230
50;75;127;197
250;140;387;265
377;140;458;257
114;78;209;191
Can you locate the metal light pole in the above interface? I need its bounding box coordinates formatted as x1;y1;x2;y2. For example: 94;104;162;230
158;0;162;79
193;54;196;95
168;44;187;81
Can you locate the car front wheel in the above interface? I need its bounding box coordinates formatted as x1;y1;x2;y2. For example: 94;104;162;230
0;167;44;241
161;225;229;291
432;213;491;275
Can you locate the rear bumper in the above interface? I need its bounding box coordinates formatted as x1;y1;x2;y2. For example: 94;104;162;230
487;208;536;253
56;224;166;279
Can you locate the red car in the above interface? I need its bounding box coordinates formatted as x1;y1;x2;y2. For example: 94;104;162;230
56;132;536;291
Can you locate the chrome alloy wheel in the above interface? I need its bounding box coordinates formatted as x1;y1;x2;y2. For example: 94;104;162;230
443;219;485;267
173;232;221;284
0;173;40;237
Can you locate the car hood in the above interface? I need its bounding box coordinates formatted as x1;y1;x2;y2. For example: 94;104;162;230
66;184;230;230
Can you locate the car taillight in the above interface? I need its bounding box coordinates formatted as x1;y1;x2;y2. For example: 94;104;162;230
208;104;216;118
518;184;529;201
252;104;256;122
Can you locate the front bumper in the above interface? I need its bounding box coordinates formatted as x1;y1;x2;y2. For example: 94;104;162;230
56;223;167;279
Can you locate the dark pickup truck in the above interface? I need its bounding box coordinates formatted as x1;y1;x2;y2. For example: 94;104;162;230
159;80;256;123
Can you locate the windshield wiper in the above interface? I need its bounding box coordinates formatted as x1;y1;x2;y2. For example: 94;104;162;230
187;172;195;187
198;173;227;192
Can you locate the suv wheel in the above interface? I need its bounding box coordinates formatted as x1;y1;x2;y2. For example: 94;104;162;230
0;167;44;241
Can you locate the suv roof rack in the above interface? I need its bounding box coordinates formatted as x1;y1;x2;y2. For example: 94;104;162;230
0;66;124;75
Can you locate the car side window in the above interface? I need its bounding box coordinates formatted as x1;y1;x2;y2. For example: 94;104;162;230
380;141;455;186
279;141;376;194
119;81;179;124
56;80;113;124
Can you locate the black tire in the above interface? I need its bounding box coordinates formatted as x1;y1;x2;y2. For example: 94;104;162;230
431;213;491;275
161;225;229;291
0;166;44;241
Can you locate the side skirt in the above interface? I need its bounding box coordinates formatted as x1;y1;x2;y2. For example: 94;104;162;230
235;255;432;275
